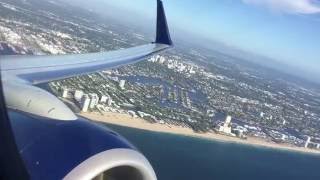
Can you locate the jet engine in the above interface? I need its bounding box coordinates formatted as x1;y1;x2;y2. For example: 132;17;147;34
8;110;157;180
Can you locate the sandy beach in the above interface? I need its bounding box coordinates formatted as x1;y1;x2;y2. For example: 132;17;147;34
80;112;320;155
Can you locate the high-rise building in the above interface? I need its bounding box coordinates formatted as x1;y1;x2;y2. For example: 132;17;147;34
62;88;69;98
225;116;232;125
106;98;113;107
74;90;84;101
159;56;166;64
217;115;233;135
89;93;99;109
119;80;126;90
305;136;311;148
81;95;91;112
282;119;286;126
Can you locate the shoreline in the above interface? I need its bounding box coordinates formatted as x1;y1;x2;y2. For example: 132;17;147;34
80;112;320;155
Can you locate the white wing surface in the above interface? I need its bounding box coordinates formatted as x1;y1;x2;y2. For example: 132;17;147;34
0;0;173;120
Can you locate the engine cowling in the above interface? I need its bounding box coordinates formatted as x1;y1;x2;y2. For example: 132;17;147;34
8;110;157;180
65;148;156;180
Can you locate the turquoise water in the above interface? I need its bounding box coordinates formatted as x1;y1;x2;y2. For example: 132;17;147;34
103;123;320;180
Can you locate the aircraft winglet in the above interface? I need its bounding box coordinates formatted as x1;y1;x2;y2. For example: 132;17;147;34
155;0;173;46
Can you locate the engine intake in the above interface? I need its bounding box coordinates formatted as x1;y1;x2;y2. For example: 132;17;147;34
92;166;143;180
63;149;157;180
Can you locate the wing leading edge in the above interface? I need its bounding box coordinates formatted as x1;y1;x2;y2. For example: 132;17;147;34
1;0;173;85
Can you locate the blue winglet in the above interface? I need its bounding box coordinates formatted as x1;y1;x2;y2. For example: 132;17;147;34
155;0;173;46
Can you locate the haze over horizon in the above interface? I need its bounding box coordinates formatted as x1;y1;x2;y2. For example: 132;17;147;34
67;0;320;84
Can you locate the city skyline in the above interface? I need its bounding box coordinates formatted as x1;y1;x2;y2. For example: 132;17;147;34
70;0;320;83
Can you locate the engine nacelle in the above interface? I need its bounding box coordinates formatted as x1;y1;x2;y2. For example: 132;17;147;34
8;110;157;180
65;148;156;180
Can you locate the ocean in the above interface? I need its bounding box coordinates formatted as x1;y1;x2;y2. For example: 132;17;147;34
103;123;320;180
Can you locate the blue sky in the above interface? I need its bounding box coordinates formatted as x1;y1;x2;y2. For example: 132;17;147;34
78;0;320;81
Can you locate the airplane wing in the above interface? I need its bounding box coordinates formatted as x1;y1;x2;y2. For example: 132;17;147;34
0;0;172;121
1;0;172;85
0;1;172;180
1;43;170;84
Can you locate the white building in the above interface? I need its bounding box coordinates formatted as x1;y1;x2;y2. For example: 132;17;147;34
282;119;286;126
62;88;69;98
81;95;91;112
74;90;84;101
177;64;186;72
305;136;311;148
159;56;165;64
102;70;112;75
281;134;287;141
149;56;157;63
189;66;196;74
89;93;99;109
152;55;166;64
100;95;110;103
167;63;174;69
119;80;126;90
109;76;119;82
217;116;234;136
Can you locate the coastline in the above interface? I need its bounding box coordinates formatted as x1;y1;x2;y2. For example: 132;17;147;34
80;112;320;155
